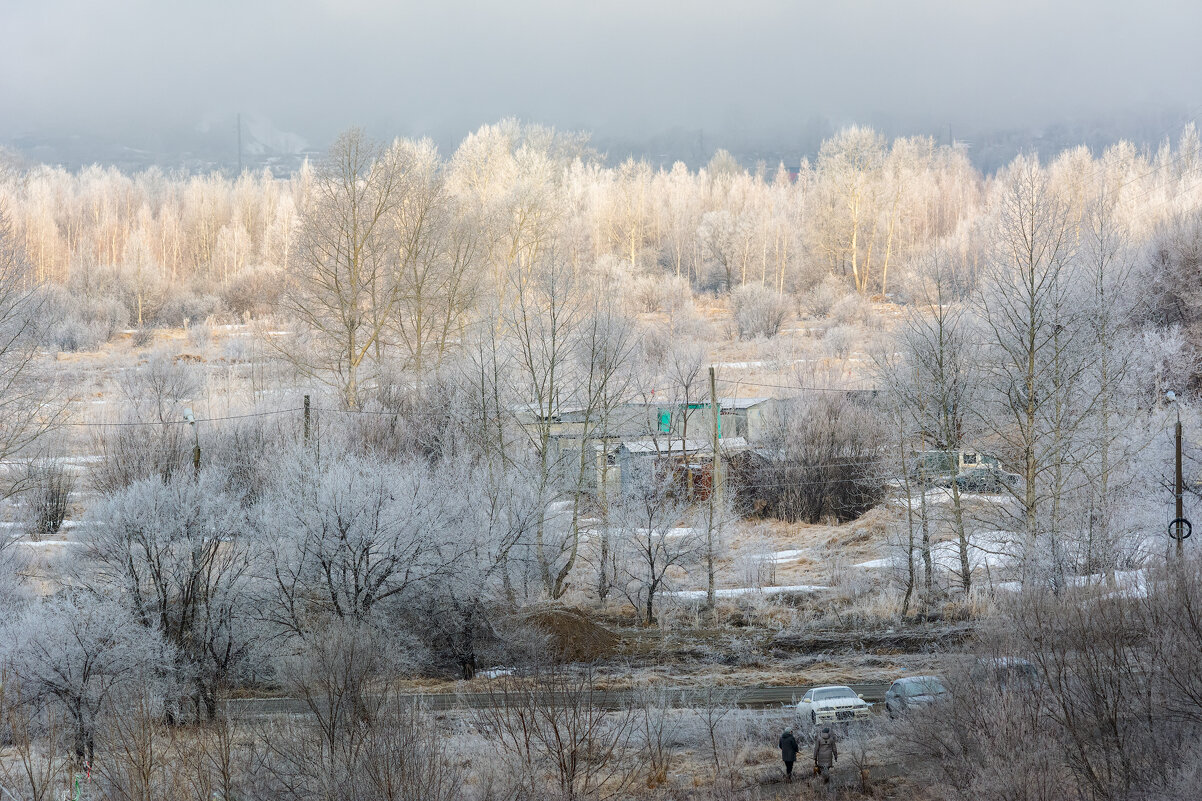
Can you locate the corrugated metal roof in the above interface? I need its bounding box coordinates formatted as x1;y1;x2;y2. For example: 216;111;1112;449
620;437;749;455
719;397;772;409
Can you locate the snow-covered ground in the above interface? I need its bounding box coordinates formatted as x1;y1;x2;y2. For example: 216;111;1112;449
854;557;900;569
0;520;79;531
851;532;1022;574
663;583;827;602
889;488;1016;507
992;569;1148;598
931;531;1022;572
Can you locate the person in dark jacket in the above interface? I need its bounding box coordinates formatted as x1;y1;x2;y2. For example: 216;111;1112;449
778;728;799;781
813;726;837;783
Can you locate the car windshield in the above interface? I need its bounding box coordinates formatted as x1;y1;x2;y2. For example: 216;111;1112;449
903;678;947;697
813;687;857;702
1000;664;1038;681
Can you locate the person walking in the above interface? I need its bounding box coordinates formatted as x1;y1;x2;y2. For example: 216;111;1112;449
778;728;799;782
813;725;837;784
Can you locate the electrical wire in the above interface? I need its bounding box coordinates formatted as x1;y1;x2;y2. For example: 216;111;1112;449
59;407;303;428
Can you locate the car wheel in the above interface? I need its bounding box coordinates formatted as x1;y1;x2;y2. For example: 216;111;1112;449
887;702;896;720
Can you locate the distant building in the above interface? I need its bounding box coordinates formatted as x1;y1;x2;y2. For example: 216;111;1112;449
616;436;750;498
656;397;777;442
516;398;779;497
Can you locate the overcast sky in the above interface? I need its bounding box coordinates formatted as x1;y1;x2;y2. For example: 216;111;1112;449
4;0;1202;153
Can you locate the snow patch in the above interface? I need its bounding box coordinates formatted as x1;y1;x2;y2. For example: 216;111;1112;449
478;667;514;679
855;557;900;569
664;584;827;602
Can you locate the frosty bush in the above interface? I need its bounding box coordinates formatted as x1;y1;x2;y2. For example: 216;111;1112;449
186;317;212;348
48;316;107;352
22;459;73;541
729;283;790;339
801;274;848;318
157;289;222;327
829;291;876;327
822;324;857;360
222;265;284;318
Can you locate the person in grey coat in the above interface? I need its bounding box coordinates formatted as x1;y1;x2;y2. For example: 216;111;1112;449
778;728;799;781
813;726;837;783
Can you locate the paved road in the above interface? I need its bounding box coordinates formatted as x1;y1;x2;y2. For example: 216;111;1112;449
224;682;889;718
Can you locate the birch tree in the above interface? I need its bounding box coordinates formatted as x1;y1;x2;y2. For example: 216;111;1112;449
0;204;64;477
281;129;402;407
896;251;979;593
978;156;1082;586
505;254;582;598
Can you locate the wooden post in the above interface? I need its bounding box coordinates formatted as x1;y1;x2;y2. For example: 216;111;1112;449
706;366;721;618
304;395;311;446
1176;415;1185;560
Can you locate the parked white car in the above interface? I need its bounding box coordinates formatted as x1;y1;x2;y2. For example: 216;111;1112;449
797;685;872;725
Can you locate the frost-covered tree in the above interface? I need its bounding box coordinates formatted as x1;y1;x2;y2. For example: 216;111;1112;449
262;452;458;636
1;596;170;764
0;205;64;479
887;250;980;594
977;156;1084;586
281;129;404;407
613;475;697;625
385;139;483;378
81;472;258;720
408;459;539;678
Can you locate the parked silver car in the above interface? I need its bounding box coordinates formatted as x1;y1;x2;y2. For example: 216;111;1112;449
884;675;949;718
952;466;1020;493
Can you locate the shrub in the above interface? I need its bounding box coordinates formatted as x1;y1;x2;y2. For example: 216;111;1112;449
186;318;212;349
729;283;790;339
736;394;887;523
49;316;108;352
222;266;284;319
829;291;876;327
157;289;222;327
41;285;128;349
800;275;848;318
822;324;857;360
21;459;74;541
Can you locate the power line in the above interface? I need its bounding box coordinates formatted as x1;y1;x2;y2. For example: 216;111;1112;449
59;407;302;428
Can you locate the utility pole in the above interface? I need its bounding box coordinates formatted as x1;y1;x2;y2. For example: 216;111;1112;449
185;408;200;476
236;112;243;176
1176;408;1185;560
1167;391;1189;559
303;394;311;446
705;366;720;619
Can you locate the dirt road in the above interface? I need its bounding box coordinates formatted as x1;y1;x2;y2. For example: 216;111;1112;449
224;682;889;717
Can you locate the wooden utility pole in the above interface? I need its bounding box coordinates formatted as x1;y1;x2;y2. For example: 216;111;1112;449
705;366;721;618
1176;412;1185;560
303;394;311;446
191;423;200;476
